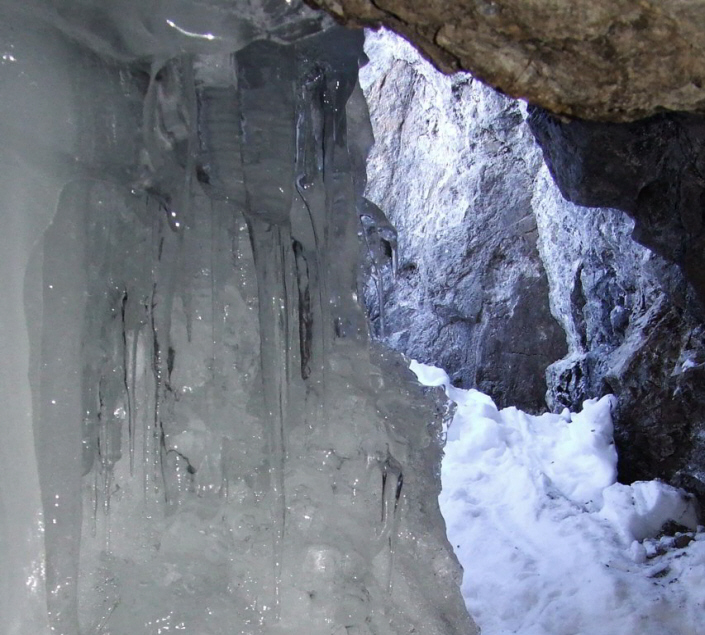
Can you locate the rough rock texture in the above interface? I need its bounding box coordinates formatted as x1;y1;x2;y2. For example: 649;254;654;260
528;107;705;316
306;0;705;121
533;167;705;506
363;28;705;504
360;29;567;413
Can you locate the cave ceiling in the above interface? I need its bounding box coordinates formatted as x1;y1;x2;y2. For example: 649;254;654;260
306;0;705;122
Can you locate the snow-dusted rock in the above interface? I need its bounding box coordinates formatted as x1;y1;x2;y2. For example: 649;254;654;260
363;27;705;506
361;28;567;413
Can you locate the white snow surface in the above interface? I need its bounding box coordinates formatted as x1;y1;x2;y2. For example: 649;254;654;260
410;360;705;635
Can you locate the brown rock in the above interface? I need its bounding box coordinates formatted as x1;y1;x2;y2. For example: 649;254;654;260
305;0;705;121
673;534;695;549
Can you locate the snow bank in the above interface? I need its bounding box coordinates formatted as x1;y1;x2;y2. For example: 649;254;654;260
411;360;704;635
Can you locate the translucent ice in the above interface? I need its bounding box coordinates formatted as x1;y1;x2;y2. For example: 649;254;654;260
0;3;475;635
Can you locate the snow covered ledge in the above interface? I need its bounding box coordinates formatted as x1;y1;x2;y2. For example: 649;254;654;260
412;361;704;635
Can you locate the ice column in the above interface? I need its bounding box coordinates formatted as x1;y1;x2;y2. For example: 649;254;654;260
0;5;477;635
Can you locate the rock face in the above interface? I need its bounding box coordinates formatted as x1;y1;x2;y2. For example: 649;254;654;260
363;28;705;505
361;29;567;413
527;106;705;505
533;168;705;506
527;108;705;315
306;0;705;121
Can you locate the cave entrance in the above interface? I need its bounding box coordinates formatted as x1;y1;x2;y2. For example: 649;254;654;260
359;27;705;635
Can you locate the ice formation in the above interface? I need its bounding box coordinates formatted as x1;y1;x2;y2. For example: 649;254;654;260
0;2;474;634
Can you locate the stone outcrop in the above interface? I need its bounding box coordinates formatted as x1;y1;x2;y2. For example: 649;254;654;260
527;107;705;315
527;105;705;505
533;168;705;506
307;0;705;121
362;28;705;505
361;29;567;413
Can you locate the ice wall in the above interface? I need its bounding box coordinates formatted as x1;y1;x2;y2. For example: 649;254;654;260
0;2;475;634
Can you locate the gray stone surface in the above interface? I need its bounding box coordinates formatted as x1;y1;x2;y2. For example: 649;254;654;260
361;29;567;413
527;107;705;315
533;167;705;506
363;28;705;504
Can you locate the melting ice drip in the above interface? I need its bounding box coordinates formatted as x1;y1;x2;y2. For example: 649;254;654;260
2;4;476;635
359;199;398;339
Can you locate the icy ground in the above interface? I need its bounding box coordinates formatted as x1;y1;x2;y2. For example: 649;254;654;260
410;361;705;635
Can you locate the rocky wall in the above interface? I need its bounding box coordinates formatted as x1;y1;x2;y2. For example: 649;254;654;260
362;28;705;505
361;28;567;413
533;167;705;506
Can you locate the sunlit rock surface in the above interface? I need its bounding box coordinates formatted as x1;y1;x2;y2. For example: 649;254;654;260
0;3;475;634
307;0;705;122
528;107;705;315
360;29;567;413
361;28;705;508
527;104;705;505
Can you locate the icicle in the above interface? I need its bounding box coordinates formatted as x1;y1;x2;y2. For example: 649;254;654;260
210;199;229;383
142;290;156;502
362;235;386;339
314;30;368;342
32;183;88;635
103;464;114;554
293;240;313;379
140;52;199;505
128;328;139;476
181;284;194;344
246;218;290;619
359;199;398;273
98;381;109;516
379;451;404;594
291;56;330;396
237;39;298;620
92;462;99;538
81;371;99;478
359;219;385;338
149;271;170;505
359;198;398;337
391;240;398;280
179;56;198;229
94;290;128;551
147;226;176;506
120;291;136;479
376;266;386;338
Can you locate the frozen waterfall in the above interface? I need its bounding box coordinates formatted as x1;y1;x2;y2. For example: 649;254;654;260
0;2;475;634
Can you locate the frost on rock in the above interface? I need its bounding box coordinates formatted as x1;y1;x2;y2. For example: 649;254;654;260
0;3;474;635
360;28;568;413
